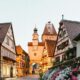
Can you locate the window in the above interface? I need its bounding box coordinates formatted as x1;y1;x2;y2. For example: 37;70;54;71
6;36;9;45
22;54;25;60
57;40;69;50
59;28;66;38
55;56;60;62
34;53;37;56
22;62;25;67
11;42;15;49
33;46;38;50
62;54;66;61
3;64;7;76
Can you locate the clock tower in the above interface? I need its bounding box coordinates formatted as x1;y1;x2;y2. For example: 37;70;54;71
28;27;45;74
32;27;39;46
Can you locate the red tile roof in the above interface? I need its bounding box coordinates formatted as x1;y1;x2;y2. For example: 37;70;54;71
42;21;57;35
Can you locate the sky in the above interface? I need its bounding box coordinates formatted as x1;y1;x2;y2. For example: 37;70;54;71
0;0;80;51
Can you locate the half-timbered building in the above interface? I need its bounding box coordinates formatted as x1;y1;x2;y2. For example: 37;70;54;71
0;23;16;79
54;20;80;63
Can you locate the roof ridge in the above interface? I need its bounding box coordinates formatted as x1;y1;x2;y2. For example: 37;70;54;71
0;22;11;24
61;19;80;24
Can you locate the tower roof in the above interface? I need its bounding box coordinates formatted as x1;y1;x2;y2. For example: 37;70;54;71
42;21;57;35
34;27;38;33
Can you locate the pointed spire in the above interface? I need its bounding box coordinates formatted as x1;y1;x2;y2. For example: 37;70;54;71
42;21;57;35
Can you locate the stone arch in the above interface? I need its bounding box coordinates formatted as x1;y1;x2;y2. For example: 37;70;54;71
31;63;40;74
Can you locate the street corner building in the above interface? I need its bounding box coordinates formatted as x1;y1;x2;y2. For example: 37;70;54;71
16;45;30;77
0;23;16;79
28;21;57;74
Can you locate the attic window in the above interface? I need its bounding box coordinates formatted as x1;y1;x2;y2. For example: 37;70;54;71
11;42;14;49
59;29;66;38
6;36;9;45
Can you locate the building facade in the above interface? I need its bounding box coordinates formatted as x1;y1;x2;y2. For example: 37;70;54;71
54;20;80;63
74;34;80;58
16;45;30;77
0;23;16;79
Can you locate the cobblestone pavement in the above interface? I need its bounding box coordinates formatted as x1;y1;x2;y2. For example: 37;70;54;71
18;75;40;80
5;75;40;80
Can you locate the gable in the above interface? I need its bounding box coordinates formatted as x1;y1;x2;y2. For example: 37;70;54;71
60;20;80;41
2;25;16;53
54;21;73;56
58;24;68;41
0;23;10;43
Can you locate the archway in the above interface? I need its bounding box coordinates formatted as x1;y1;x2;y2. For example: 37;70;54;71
32;63;40;74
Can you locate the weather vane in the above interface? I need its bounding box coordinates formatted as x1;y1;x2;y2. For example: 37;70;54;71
62;14;64;20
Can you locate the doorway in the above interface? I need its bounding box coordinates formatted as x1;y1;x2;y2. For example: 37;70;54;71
10;66;13;77
32;63;40;74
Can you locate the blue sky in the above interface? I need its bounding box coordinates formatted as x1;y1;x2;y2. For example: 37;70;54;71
0;0;80;51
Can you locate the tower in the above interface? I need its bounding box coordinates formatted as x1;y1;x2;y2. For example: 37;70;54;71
32;27;38;46
41;21;57;72
28;27;44;74
42;21;57;42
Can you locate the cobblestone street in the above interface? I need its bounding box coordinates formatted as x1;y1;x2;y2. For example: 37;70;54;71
18;75;40;80
5;75;40;80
